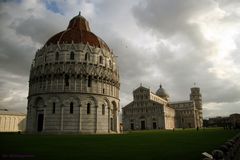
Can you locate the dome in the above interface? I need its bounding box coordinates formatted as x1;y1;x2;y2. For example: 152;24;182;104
156;84;169;99
45;12;110;51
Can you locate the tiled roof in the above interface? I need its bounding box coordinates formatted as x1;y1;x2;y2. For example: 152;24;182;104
45;14;110;51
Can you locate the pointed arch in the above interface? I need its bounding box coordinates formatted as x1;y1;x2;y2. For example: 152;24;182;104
55;52;59;61
62;96;81;107
70;51;75;60
85;52;90;61
65;74;69;86
99;56;103;64
34;97;46;108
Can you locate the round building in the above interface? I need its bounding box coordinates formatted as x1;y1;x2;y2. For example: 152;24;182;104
26;13;120;134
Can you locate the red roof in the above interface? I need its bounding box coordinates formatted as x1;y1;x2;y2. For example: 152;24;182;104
45;14;110;51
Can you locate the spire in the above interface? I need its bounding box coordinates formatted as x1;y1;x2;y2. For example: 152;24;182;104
78;11;81;16
160;84;162;88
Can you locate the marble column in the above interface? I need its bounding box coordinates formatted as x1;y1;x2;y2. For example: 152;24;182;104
95;105;98;133
108;107;110;133
60;105;64;131
78;104;81;132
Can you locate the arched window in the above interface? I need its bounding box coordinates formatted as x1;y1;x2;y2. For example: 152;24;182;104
70;102;73;114
87;103;91;114
39;77;42;88
102;104;105;115
88;76;92;87
70;52;74;60
99;56;103;64
65;74;69;86
85;53;90;61
109;60;112;67
55;52;59;61
52;102;56;114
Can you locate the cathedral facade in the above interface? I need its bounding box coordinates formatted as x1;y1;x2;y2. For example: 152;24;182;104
26;13;120;134
122;85;203;131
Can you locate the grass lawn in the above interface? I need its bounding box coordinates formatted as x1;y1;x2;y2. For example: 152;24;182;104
0;128;239;160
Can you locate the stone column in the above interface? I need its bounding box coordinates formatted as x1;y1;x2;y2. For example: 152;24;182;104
43;107;46;131
45;79;47;91
95;105;98;133
50;76;53;91
108;107;110;133
78;104;81;133
62;76;64;91
74;76;76;91
56;78;58;92
60;105;64;131
116;108;119;133
80;75;83;92
163;111;166;129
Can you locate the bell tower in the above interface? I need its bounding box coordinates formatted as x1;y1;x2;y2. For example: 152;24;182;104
190;86;203;127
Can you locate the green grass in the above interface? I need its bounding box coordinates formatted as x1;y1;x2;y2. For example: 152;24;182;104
0;128;239;160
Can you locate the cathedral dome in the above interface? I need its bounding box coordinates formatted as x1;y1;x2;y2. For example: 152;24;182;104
156;84;169;99
45;12;110;51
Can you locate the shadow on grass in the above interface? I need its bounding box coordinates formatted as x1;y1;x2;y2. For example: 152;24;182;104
0;128;239;160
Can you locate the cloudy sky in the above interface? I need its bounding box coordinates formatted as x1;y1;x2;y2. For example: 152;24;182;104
0;0;240;118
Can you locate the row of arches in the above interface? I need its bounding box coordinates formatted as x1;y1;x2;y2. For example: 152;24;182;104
30;63;119;84
27;96;119;133
31;96;118;114
43;51;113;67
127;117;159;130
28;75;119;98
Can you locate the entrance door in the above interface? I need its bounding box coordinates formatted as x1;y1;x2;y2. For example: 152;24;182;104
153;122;157;129
130;123;134;130
37;114;44;132
141;120;145;130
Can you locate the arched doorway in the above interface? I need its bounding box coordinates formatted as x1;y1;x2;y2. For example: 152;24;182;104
152;118;157;129
35;97;45;132
139;116;146;130
37;113;44;132
141;120;146;130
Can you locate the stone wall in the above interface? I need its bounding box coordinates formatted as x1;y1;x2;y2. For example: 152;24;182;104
0;114;26;132
27;94;119;134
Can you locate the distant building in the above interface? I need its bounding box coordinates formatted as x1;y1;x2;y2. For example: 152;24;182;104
0;109;26;132
205;113;240;129
122;84;203;131
26;13;120;134
229;113;240;129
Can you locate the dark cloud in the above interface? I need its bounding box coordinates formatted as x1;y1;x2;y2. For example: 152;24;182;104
13;15;65;45
132;0;216;36
131;0;240;102
0;0;240;117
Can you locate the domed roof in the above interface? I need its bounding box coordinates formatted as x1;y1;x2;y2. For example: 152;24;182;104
45;12;110;51
156;84;169;99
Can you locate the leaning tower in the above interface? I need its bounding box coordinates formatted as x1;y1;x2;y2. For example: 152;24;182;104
190;87;203;127
26;13;120;134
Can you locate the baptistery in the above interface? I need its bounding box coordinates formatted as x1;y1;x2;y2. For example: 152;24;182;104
26;13;120;133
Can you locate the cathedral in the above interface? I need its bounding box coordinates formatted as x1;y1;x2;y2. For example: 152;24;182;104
122;84;203;131
26;13;120;134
